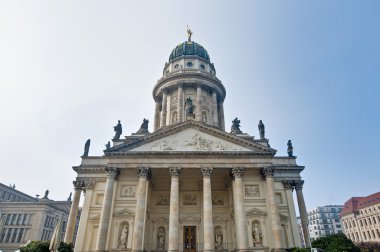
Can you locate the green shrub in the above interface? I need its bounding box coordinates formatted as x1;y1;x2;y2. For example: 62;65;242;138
19;241;73;252
311;233;360;252
286;247;311;252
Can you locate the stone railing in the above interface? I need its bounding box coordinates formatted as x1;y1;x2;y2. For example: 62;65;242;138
157;68;222;84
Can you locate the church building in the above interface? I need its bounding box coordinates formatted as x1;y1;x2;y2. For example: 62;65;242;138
64;30;310;252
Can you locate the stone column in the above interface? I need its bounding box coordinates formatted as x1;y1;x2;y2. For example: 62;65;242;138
282;181;301;247
160;89;168;128
294;180;310;248
231;168;249;250
96;167;119;251
201;167;214;251
154;100;161;131
168;167;181;252
132;167;151;252
64;180;83;244
177;83;184;122
262;167;283;251
74;179;95;252
212;91;218;127
217;101;225;131
196;85;202;122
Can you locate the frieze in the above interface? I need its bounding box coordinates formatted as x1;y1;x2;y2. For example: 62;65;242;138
120;185;136;197
183;194;197;206
244;185;260;197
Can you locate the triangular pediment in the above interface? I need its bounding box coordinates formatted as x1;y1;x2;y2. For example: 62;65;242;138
105;121;276;155
246;208;267;217
114;208;135;217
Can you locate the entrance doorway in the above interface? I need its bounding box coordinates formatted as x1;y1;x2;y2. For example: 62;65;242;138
184;226;196;252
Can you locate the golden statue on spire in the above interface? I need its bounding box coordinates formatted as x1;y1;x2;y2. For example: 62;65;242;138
187;25;193;42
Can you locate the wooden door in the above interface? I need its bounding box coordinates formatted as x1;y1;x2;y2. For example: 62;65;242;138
184;226;196;252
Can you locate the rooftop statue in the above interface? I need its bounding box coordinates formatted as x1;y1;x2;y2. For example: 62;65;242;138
82;139;90;157
105;141;111;149
231;117;242;134
135;118;150;135
42;189;49;199
67;192;72;201
258;120;265;140
287;140;294;157
187;25;192;42
113;120;122;140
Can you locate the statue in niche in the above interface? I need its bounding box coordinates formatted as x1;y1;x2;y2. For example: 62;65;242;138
157;227;165;250
215;226;223;249
113;120;122;140
82;139;90;157
185;97;195;116
230;117;242;134
119;224;129;248
258;120;265;139
287;140;293;157
252;223;262;247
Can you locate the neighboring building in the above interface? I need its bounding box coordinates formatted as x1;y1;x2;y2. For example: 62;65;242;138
340;192;380;243
306;205;343;242
65;31;311;252
0;183;80;252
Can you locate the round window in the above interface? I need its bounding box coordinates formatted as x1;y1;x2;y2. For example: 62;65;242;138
200;64;205;70
186;62;193;67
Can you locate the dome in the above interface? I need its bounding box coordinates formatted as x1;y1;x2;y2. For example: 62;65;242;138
169;41;210;63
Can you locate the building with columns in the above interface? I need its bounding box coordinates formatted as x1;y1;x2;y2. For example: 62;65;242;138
66;33;310;252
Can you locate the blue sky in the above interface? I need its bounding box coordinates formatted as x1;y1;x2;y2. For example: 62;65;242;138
0;1;379;210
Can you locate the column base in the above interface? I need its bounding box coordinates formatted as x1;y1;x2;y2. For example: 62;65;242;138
232;248;270;252
270;249;286;252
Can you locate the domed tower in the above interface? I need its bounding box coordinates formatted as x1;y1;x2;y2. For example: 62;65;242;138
153;29;226;132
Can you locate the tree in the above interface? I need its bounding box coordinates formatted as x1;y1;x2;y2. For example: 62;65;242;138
356;242;380;252
19;241;73;252
312;233;360;252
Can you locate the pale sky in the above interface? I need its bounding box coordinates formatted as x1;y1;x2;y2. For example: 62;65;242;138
0;1;379;210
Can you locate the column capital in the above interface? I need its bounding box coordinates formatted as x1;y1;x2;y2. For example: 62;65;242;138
73;180;85;190
261;167;275;178
293;180;304;191
169;167;181;177
201;167;213;177
105;167;120;179
282;180;294;191
231;167;244;178
138;167;151;180
83;179;95;190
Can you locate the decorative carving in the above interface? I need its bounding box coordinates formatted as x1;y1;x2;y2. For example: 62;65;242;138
201;167;213;177
73;180;85;190
293;180;304;191
135;118;150;135
183;194;197;205
113;120;122;140
212;193;225;205
258;120;265;140
105;167;119;179
244;185;260;197
138;167;151;180
282;180;294;190
169;167;181;177
287;140;294;157
231;117;242;134
156;194;170;205
157;227;165;250
121;186;136;197
261;167;274;178
151;140;175;151
118;224;129;248
215;226;223;249
231;167;244;178
105;141;111;149
84;179;95;190
82;139;90;157
252;222;263;247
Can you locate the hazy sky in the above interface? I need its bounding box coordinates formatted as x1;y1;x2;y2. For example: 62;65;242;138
0;1;379;210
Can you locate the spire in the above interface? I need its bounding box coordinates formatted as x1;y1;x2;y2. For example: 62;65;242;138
187;25;192;42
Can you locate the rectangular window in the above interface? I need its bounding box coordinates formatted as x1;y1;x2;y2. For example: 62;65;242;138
11;228;18;243
17;214;22;225
11;214;17;225
5;228;12;243
0;228;6;242
17;228;24;243
6;214;12;225
336;225;341;228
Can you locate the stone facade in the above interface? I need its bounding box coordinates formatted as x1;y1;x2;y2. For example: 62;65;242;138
340;192;380;243
0;183;80;252
67;36;309;252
